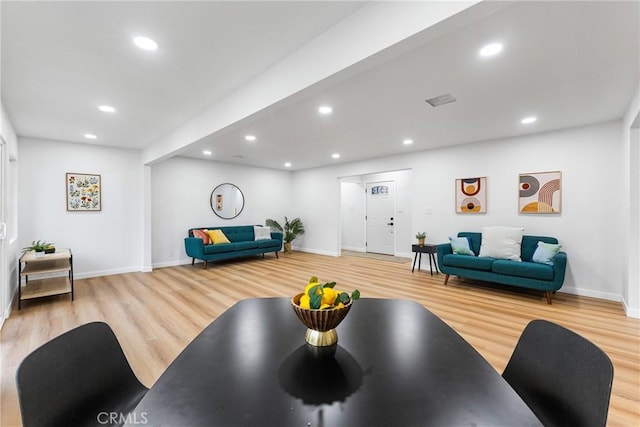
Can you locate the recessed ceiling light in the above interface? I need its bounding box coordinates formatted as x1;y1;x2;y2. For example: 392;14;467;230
332;153;340;159
133;36;158;51
84;133;97;139
318;105;333;115
403;139;414;145
479;43;503;57
521;116;537;124
203;150;212;155
245;135;256;142
98;105;116;113
284;162;292;168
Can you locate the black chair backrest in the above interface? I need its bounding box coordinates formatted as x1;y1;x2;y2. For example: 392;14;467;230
16;321;148;427
502;319;614;427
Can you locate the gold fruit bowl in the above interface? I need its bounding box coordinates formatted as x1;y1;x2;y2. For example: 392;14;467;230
291;293;353;347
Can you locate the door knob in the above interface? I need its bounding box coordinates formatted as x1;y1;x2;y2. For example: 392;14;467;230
387;222;394;226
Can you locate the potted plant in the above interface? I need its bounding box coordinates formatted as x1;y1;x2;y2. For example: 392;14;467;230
22;240;55;257
415;232;426;246
265;217;305;253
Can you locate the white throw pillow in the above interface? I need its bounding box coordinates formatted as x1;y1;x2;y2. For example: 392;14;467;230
254;226;272;241
478;226;524;261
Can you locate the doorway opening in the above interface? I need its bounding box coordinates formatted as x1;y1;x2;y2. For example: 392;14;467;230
339;169;413;260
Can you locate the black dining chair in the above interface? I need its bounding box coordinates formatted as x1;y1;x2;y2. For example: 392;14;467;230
502;319;614;427
16;321;148;427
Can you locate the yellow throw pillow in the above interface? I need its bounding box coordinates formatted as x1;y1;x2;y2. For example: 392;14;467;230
207;229;230;244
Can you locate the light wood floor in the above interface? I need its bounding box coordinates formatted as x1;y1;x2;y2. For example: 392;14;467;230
2;252;639;426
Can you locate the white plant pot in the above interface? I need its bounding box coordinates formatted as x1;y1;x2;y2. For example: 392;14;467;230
34;251;45;258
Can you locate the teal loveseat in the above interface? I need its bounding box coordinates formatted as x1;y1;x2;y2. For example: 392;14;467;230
436;232;567;304
185;226;282;269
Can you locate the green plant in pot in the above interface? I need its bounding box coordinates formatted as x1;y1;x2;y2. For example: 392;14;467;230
415;232;426;246
22;240;55;257
265;217;304;253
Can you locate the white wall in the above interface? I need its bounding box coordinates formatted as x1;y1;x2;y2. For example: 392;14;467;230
622;81;640;317
150;156;292;267
340;180;365;251
293;121;625;301
18;138;144;278
1;102;19;325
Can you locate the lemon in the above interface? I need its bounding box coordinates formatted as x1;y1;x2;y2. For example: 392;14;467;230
305;283;321;296
299;294;311;309
321;287;338;306
319;303;332;310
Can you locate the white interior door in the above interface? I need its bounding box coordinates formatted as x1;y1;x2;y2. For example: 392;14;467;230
366;181;395;255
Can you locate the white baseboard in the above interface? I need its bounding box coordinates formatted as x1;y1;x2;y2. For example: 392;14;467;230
341;246;366;252
396;251;413;259
621;296;640;318
73;266;146;280
152;258;192;269
558;285;621;303
296;247;340;257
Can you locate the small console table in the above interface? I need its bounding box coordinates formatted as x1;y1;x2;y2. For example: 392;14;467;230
411;244;439;275
18;248;74;309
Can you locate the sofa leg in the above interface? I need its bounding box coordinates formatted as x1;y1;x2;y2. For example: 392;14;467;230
275;251;279;259
544;291;553;304
191;258;195;266
444;274;450;285
203;260;208;269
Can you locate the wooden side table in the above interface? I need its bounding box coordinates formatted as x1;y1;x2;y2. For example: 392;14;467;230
411;244;439;275
18;248;73;309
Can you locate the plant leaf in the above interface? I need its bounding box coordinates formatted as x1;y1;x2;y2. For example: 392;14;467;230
337;292;350;304
308;284;322;296
309;292;322;309
322;281;336;289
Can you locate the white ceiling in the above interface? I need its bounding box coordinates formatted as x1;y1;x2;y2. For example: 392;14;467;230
2;1;639;171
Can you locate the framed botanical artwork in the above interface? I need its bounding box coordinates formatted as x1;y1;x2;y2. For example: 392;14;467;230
66;173;101;211
519;171;561;214
455;177;487;213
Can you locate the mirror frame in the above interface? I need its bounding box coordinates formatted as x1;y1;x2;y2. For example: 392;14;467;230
210;183;245;219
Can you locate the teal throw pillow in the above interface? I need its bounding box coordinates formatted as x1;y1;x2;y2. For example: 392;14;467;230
449;236;475;256
532;241;562;265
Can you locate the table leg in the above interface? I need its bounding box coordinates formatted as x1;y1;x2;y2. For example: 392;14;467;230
428;253;434;275
412;252;418;273
428;253;439;275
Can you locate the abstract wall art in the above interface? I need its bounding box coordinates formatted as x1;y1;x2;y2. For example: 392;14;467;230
455;177;486;213
66;173;101;211
519;171;561;214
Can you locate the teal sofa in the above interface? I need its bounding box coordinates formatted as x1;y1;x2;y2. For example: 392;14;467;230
436;232;567;304
185;226;283;269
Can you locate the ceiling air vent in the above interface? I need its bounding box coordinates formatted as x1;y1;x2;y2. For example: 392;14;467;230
425;94;456;107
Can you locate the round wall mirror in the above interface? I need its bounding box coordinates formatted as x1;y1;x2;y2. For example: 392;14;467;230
210;183;245;219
